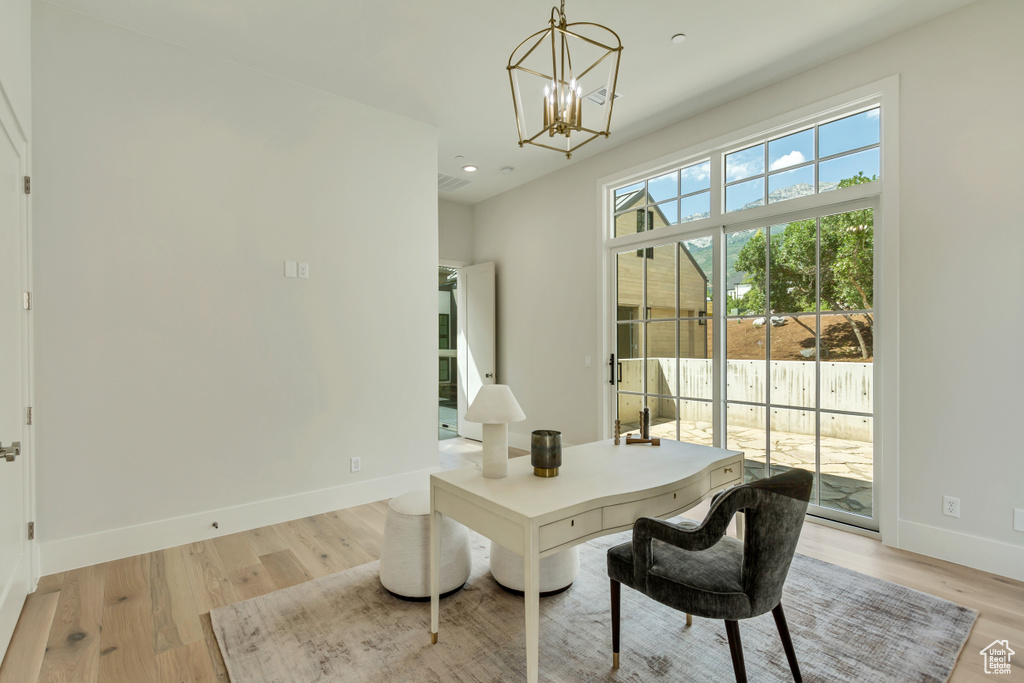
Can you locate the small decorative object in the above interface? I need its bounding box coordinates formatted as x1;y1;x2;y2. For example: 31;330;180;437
613;419;621;445
531;430;562;477
465;385;526;478
626;407;660;446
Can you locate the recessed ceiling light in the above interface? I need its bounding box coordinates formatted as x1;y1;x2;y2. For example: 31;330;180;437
501;166;514;174
672;33;686;44
463;165;478;173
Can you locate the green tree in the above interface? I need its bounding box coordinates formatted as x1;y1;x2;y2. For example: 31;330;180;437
734;173;875;358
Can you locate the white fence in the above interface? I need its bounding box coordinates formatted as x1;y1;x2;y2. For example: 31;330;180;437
620;358;872;442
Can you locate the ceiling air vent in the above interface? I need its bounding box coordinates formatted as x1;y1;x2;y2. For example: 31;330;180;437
438;173;471;193
585;87;621;106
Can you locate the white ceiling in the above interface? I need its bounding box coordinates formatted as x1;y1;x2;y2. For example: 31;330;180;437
44;0;977;205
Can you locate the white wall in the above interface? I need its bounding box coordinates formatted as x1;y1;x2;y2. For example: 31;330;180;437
439;199;473;264
32;3;439;572
0;0;31;137
472;0;1024;579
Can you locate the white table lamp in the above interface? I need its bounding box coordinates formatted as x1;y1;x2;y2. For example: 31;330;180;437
465;384;526;478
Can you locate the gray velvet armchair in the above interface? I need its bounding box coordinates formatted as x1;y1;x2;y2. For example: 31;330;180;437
607;468;813;683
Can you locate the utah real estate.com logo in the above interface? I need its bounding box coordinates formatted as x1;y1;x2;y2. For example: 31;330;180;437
980;640;1015;676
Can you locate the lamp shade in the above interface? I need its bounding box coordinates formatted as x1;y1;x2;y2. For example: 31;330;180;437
465;384;526;424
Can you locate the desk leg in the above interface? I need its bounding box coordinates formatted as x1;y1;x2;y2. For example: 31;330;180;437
430;499;440;644
524;528;540;683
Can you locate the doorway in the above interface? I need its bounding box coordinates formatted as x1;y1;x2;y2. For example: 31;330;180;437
438;266;458;439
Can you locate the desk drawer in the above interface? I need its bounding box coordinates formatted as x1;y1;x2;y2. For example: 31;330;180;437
711;460;742;488
604;485;699;529
539;509;602;551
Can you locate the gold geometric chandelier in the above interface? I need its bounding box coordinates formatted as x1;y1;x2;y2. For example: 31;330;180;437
507;0;623;159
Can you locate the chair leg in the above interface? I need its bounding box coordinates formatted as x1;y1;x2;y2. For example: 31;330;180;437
610;579;620;669
772;603;802;683
724;620;747;683
686;613;692;627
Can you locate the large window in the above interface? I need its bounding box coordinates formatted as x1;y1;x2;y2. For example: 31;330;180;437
607;96;885;530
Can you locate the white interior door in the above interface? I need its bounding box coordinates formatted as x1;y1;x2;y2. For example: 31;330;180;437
457;262;495;440
0;99;29;657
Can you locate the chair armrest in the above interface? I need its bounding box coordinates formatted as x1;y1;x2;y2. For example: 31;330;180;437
632;489;745;585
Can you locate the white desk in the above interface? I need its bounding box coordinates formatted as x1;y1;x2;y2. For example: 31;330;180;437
429;438;743;683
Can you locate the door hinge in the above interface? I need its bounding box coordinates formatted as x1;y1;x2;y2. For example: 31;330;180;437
28;522;34;540
24;176;30;195
26;407;33;425
23;292;31;310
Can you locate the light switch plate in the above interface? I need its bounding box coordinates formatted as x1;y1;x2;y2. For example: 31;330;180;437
1015;508;1024;532
284;261;298;278
298;262;309;279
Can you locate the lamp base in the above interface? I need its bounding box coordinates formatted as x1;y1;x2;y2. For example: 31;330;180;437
481;423;509;478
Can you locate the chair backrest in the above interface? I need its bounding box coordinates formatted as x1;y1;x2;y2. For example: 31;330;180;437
723;468;813;615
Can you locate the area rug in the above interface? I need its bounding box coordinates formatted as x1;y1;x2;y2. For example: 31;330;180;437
211;531;977;682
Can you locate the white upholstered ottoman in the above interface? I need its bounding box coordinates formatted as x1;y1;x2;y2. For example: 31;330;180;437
489;541;579;597
379;490;471;601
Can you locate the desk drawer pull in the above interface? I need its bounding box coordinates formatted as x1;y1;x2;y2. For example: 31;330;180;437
711;460;742;488
571;519;574;527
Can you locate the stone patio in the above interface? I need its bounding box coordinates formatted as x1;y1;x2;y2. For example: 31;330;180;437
622;419;874;518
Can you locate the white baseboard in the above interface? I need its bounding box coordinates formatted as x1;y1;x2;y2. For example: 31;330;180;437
38;467;440;576
897;519;1024;582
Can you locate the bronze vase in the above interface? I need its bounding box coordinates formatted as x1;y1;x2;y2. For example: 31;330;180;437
531;430;562;477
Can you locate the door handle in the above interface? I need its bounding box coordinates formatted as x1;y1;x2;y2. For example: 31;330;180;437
1;441;20;463
617;362;622;383
608;354;615;385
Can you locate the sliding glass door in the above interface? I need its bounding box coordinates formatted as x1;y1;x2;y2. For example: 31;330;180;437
725;207;875;526
614;236;714;446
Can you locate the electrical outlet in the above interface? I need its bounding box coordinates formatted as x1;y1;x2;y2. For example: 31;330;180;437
298;262;310;279
350;457;361;473
942;496;960;518
1014;508;1024;532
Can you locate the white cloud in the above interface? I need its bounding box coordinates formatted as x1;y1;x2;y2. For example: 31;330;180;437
770;151;806;171
681;162;710;182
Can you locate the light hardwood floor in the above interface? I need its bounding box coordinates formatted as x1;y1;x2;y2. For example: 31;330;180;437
1;440;1021;682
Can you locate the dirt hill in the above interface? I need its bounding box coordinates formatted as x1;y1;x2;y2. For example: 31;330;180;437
714;315;873;362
